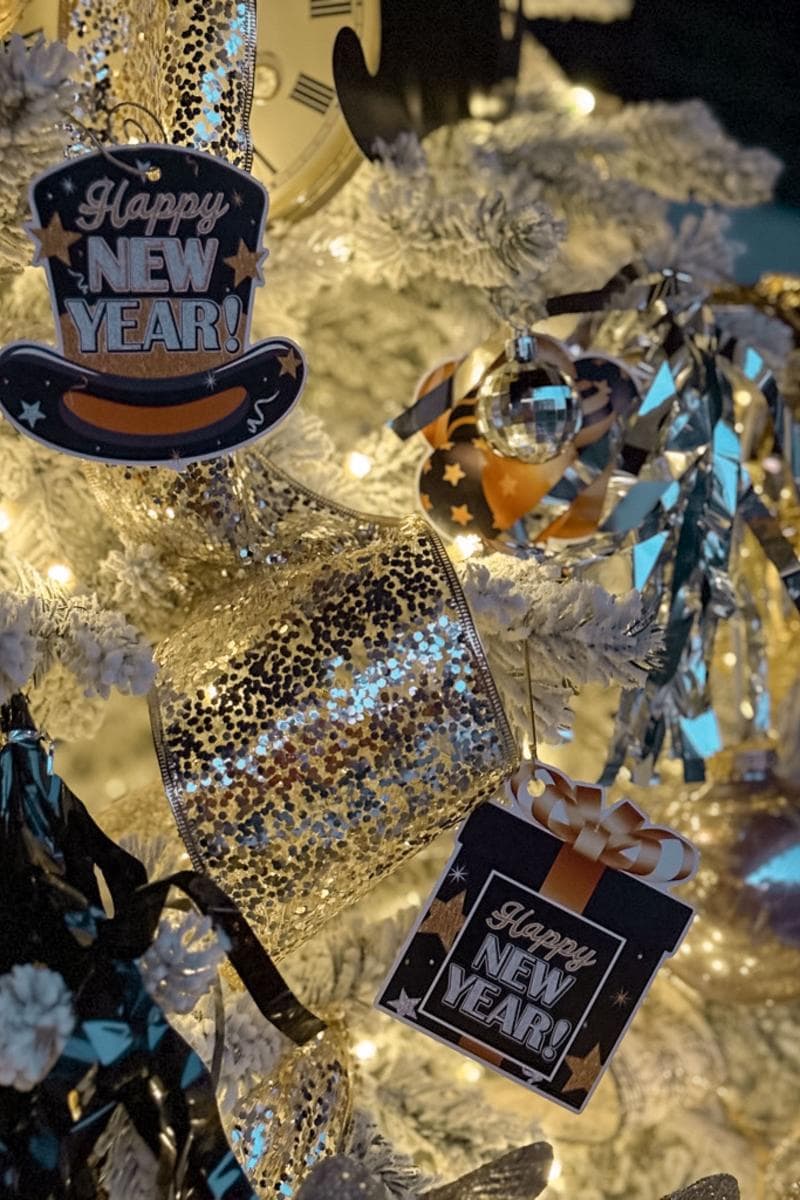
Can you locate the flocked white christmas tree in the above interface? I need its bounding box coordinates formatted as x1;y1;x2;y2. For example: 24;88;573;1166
0;3;797;1198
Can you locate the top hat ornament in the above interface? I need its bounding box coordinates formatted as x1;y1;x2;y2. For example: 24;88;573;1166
0;144;306;467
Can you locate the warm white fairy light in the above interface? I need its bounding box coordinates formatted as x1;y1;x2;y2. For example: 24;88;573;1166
47;563;73;586
0;508;11;534
329;236;352;263
569;85;596;116
354;1039;378;1062
453;534;482;561
459;1061;482;1083
345;451;373;479
549;1158;563;1183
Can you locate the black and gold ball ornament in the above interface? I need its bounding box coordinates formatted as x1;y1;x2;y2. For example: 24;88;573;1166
476;333;583;464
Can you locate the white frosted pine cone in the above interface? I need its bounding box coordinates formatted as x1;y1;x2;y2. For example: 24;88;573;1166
0;964;75;1091
139;911;229;1016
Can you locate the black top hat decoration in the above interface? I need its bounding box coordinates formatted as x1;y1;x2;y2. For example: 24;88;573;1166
0;145;306;467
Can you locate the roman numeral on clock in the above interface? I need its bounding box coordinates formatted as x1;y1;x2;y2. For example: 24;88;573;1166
290;73;336;116
253;147;277;175
310;0;353;16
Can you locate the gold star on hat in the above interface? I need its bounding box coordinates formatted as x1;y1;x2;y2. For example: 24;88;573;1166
562;1044;604;1094
224;239;268;286
419;891;466;952
277;348;302;379
29;213;81;266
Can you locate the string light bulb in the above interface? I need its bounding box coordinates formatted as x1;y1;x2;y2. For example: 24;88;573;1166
329;236;352;263
345;451;373;479
569;85;596;116
0;508;11;533
353;1039;377;1062
47;563;73;586
453;534;482;561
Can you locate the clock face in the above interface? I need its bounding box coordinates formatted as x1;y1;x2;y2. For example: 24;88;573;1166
252;0;381;222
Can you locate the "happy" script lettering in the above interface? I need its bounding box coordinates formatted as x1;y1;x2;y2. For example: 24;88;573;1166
76;179;230;237
486;901;597;971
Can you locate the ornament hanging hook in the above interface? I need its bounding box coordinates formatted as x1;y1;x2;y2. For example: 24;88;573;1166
524;640;539;761
106;100;169;146
61;103;168;181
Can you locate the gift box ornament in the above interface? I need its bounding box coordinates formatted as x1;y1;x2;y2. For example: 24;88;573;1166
377;761;698;1113
151;516;517;957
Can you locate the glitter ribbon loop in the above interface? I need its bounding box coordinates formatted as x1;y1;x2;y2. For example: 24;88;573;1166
506;762;698;887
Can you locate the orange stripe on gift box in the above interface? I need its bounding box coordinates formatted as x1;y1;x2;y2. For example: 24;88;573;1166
458;1036;504;1067
539;843;605;913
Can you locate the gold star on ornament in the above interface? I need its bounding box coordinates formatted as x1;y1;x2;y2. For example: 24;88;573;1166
443;462;466;487
29;212;81;266
277;348;302;379
562;1044;604;1094
451;504;473;527
224;239;267;285
419;891;466;952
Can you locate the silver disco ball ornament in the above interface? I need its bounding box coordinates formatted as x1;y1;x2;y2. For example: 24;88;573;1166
476;333;582;463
